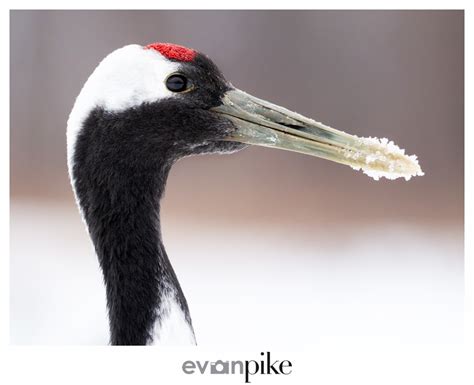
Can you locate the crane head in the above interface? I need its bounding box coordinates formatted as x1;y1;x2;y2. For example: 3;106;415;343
67;42;423;181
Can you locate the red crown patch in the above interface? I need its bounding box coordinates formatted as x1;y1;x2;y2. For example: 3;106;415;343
146;42;196;62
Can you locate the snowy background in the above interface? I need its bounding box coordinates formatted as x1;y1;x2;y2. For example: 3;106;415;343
11;200;463;345
10;11;463;345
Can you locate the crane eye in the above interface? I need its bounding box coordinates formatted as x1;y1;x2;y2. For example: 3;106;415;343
166;74;190;92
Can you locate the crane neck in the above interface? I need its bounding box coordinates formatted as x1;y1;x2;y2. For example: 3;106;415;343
70;108;196;345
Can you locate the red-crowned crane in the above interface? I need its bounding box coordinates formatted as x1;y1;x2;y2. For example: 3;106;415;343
67;42;423;345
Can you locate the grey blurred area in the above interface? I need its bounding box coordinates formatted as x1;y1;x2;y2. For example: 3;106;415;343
11;10;463;224
10;11;464;345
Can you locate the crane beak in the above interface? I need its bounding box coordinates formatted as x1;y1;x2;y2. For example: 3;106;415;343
211;89;423;181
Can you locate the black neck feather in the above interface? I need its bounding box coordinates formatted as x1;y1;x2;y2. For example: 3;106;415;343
71;107;193;345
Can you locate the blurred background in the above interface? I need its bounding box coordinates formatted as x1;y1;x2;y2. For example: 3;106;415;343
10;10;463;345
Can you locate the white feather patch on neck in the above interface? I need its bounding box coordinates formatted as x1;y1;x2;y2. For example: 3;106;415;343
150;291;197;346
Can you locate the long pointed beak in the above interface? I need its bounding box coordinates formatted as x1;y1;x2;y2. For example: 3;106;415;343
212;89;424;181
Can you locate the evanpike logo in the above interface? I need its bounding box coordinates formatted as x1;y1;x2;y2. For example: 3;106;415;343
182;352;292;383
